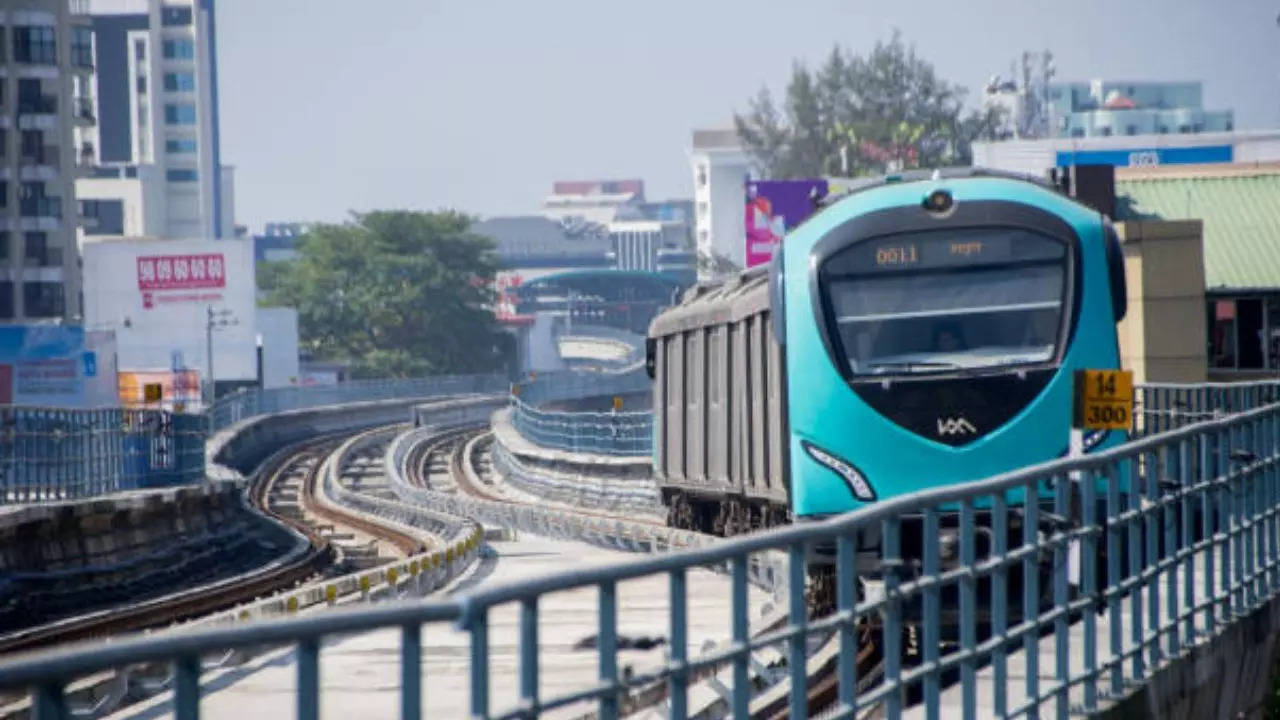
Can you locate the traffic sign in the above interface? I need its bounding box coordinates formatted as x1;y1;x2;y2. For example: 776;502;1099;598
1072;369;1133;430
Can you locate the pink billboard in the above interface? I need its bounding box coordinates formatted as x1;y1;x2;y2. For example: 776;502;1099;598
744;179;828;267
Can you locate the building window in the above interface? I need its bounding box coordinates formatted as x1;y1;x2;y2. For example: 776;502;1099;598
696;166;708;188
23;282;64;318
137;75;147;93
0;181;6;208
1099;126;1113;137
162;6;194;26
135;39;146;61
0;29;6;62
163;72;195;91
162;38;194;60
165;138;197;153
1071;127;1085;138
1226;121;1234;132
166;168;198;182
13;26;56;65
0;232;8;261
1125;125;1137;136
164;103;197;125
1158;125;1169;134
24;232;61;268
0;130;5;161
0;283;13;321
1179;125;1192;134
72;26;93;68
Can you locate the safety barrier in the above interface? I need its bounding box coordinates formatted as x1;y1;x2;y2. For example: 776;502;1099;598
8;392;1280;718
510;370;652;456
0;407;205;504
1137;379;1280;434
207;374;508;432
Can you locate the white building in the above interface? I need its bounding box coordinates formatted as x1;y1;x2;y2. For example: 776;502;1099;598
541;179;645;225
689;128;751;275
972;129;1280;177
83;236;258;391
1;0;97;322
75;0;233;244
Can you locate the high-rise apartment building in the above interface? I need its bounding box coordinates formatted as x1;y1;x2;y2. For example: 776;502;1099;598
76;0;232;242
0;0;96;321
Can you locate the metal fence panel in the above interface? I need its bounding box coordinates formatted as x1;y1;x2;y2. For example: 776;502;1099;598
8;393;1280;718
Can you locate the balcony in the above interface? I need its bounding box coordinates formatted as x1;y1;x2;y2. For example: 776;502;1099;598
19;145;59;167
17;95;57;115
73;97;96;125
24;246;64;269
19;197;62;219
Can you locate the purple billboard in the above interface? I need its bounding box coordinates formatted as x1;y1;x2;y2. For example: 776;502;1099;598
744;179;828;267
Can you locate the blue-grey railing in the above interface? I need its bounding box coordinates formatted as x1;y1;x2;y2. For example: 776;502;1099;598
0;407;205;504
206;374;508;432
0;374;508;505
509;371;652;455
7;392;1280;718
1136;379;1280;434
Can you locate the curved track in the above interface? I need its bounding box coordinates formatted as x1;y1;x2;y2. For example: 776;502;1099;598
0;428;425;657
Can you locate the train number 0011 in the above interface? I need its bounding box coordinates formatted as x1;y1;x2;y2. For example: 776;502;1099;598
875;245;918;266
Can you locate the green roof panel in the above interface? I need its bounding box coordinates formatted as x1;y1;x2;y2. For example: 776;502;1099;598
1116;172;1280;291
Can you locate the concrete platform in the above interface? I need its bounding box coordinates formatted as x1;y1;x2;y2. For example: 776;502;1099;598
105;537;774;720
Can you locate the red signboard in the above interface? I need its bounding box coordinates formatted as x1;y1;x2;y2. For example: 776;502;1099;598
137;254;227;291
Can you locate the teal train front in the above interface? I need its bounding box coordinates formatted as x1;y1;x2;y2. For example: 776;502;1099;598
647;169;1127;535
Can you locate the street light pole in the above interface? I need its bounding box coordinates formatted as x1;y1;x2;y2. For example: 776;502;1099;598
205;306;237;406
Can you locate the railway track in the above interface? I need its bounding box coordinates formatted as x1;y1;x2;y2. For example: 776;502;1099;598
0;428;426;658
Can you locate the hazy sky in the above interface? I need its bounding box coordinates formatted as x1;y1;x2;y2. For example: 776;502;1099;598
215;0;1280;233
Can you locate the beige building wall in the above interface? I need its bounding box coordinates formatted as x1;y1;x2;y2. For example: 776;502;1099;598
1115;220;1207;383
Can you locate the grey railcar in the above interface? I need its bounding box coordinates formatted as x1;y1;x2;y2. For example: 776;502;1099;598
647;266;789;536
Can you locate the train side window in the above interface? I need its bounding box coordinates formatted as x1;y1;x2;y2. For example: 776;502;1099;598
1104;220;1127;322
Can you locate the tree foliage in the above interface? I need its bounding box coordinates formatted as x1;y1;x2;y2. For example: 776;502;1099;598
734;32;1004;179
259;211;507;379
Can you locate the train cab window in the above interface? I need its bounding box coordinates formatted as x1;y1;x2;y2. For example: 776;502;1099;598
819;227;1069;378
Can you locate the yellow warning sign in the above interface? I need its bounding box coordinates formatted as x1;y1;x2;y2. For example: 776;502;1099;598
1073;369;1133;431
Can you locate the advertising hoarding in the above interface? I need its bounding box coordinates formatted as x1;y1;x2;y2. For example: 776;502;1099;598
83;239;258;383
744;179;828;267
0;326;120;407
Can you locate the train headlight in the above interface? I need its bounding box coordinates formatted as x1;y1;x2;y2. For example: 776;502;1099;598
802;440;876;502
923;189;953;214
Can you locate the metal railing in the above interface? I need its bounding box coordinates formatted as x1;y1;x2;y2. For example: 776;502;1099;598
0;407;204;504
8;394;1280;717
206;374;508;432
1136;379;1280;434
509;370;652;455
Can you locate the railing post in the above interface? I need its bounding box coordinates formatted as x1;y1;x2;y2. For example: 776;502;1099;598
1144;450;1161;668
33;683;66;720
297;637;319;720
733;554;751;720
922;508;940;720
786;542;806;720
520;598;539;716
1023;479;1040;709
469;607;489;719
175;654;201;720
1053;474;1069;720
669;568;689;720
1081;467;1099;711
401;623;422;720
882;517;902;720
598;581;619;720
1128;453;1145;681
837;532;859;717
992;492;1009;718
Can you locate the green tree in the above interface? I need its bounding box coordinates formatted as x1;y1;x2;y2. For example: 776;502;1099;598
734;32;1004;179
259;211;507;379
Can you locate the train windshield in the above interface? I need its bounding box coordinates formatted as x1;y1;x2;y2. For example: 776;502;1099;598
820;227;1068;377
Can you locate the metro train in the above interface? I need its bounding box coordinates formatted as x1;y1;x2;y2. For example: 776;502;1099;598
646;168;1127;539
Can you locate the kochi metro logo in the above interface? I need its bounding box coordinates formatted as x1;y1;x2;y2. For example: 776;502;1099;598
936;417;977;436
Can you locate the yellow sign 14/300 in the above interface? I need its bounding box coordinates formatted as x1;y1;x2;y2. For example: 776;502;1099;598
1073;369;1134;431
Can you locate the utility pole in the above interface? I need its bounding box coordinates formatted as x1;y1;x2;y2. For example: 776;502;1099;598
205;306;237;406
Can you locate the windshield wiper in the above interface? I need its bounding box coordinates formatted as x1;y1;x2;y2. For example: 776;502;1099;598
865;360;959;373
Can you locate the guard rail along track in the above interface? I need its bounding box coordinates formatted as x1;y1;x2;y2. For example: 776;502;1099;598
0;405;491;720
6;384;1280;717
